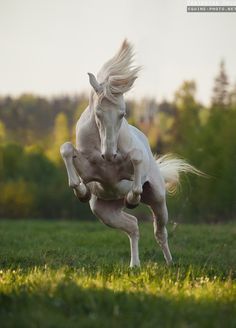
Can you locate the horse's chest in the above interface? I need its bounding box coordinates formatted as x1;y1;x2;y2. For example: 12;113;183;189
74;152;133;184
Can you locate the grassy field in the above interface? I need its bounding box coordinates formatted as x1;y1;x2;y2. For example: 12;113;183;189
0;220;235;328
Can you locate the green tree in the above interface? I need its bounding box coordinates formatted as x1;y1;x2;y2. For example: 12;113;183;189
172;81;201;148
0;120;6;143
47;113;70;164
229;82;236;108
211;60;229;108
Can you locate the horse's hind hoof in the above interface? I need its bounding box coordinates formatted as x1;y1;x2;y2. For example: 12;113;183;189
124;198;139;209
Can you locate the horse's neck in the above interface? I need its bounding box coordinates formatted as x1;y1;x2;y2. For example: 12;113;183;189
88;103;99;131
76;103;100;150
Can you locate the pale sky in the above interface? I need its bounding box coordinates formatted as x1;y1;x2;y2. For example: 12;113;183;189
0;0;236;104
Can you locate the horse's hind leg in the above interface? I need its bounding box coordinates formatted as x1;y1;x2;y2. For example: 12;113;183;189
142;180;173;265
90;196;140;267
152;199;172;265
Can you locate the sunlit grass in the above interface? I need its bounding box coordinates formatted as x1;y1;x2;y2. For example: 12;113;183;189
0;220;235;327
1;265;234;299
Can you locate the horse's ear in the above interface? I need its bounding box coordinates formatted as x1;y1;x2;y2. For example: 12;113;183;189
88;73;103;94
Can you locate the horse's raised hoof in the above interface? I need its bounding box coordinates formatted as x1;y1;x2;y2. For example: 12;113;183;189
79;192;91;203
74;188;91;203
124;198;139;209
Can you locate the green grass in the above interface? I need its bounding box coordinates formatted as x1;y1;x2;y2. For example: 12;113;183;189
0;220;235;328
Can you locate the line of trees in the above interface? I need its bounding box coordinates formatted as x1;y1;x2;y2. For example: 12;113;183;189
0;61;236;222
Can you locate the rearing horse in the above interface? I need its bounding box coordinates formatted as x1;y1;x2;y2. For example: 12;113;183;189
60;40;200;267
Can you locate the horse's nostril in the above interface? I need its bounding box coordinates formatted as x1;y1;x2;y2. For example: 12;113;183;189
101;154;105;159
114;154;117;159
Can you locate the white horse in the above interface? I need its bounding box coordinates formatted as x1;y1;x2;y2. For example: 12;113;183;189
60;40;201;267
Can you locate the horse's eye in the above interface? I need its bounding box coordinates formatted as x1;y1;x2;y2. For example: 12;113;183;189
119;112;125;119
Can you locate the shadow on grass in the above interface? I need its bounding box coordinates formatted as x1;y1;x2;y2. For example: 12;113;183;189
0;282;235;328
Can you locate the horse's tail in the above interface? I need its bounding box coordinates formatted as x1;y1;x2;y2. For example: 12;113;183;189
155;154;205;195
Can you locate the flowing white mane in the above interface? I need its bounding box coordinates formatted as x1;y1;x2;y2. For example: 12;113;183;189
96;40;140;104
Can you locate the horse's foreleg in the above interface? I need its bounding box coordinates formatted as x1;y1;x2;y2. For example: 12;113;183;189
90;196;140;267
125;149;143;208
60;142;90;202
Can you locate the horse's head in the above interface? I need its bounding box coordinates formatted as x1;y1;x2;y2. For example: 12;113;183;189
89;75;126;161
88;40;140;161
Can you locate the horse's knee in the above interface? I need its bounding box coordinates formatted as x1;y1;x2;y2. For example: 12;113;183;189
60;142;74;158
